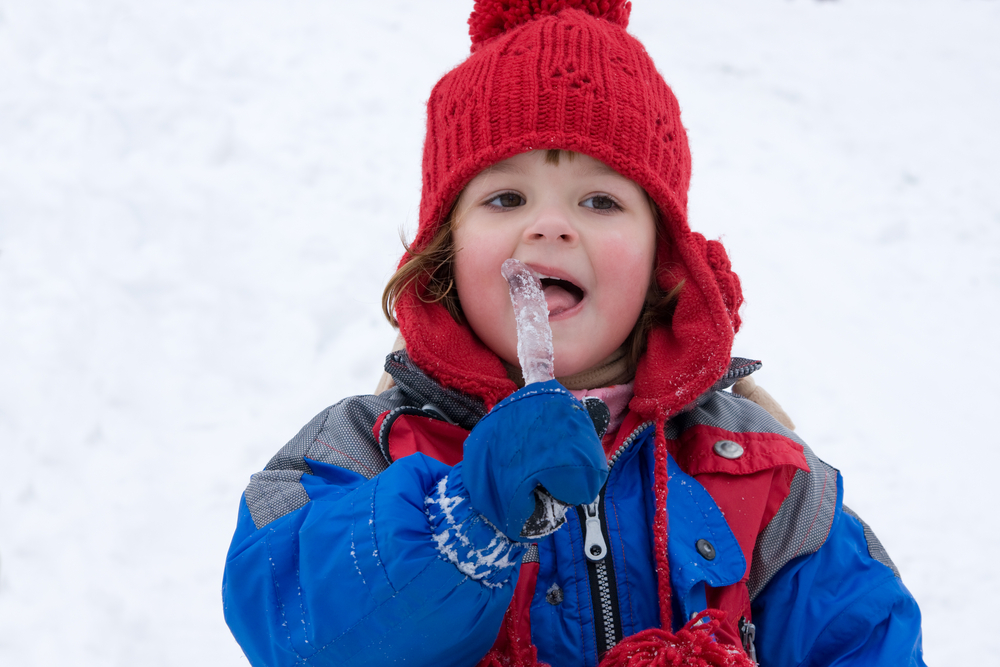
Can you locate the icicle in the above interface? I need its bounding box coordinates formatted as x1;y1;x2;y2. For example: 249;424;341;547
501;258;555;385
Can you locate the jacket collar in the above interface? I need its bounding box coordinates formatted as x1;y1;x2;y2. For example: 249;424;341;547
385;349;761;430
384;350;487;431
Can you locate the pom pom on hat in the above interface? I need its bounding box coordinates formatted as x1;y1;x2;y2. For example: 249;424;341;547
469;0;632;49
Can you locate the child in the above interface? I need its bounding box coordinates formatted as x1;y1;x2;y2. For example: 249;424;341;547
223;3;925;666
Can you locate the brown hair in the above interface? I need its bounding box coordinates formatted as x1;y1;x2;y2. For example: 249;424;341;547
623;268;684;372
381;150;683;374
382;218;463;328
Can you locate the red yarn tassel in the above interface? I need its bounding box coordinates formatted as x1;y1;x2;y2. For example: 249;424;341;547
599;611;755;667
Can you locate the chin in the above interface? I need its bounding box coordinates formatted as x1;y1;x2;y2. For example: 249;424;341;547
552;351;599;379
551;334;630;380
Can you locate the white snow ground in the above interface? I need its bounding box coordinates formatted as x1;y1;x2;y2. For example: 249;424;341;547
1;0;997;664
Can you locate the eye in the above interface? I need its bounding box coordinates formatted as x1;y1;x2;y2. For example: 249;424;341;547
485;192;526;208
581;194;620;211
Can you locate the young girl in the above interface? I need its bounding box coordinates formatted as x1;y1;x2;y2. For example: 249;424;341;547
223;3;925;666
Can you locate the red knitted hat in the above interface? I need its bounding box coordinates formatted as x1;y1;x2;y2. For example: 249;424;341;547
395;0;743;418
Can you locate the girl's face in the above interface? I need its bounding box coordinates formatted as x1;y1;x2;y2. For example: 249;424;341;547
452;151;657;378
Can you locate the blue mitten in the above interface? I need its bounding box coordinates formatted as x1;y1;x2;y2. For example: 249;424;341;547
461;379;608;541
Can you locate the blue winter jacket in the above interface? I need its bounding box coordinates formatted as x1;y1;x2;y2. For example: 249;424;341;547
223;351;925;666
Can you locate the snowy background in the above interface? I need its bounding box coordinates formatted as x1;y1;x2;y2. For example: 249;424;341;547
1;0;998;664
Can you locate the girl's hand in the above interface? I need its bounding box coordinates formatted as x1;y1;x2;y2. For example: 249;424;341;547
461;379;608;541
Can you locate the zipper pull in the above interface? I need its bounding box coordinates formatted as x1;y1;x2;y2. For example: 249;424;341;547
583;498;608;562
739;616;758;666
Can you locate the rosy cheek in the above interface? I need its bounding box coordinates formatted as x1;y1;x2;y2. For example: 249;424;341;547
454;236;519;363
457;234;504;295
597;243;654;297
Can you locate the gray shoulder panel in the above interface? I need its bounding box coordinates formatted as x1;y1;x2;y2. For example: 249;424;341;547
299;389;410;477
842;505;901;578
669;388;806;447
748;444;839;600
243;388;412;530
244;469;310;531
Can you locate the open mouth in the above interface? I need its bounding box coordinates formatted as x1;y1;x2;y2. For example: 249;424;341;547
538;276;585;316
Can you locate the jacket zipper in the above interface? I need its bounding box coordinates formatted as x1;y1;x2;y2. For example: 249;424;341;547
578;421;652;659
739;616;758;666
580;493;618;657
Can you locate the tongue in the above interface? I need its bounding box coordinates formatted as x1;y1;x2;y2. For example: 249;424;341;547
543;284;581;315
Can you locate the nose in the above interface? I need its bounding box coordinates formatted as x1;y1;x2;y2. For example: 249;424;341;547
523;205;578;245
